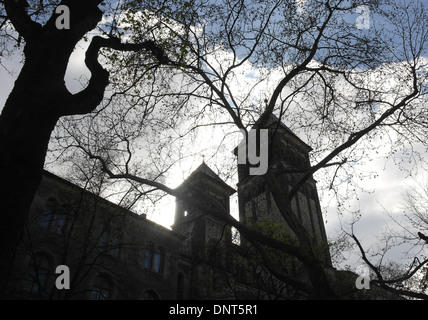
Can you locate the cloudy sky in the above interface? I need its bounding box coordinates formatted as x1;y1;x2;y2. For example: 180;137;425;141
1;2;427;276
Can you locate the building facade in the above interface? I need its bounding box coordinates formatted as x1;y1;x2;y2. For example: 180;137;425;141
7;116;331;300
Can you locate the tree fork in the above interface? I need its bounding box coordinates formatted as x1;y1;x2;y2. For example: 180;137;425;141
0;0;105;296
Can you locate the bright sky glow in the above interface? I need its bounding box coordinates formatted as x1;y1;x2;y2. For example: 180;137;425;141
1;1;427;275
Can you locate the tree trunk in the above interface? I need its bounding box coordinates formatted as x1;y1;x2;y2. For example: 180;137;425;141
0;3;104;295
0;41;69;297
0;101;57;297
264;171;337;299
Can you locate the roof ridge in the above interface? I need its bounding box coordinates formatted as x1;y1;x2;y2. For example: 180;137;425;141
193;161;223;182
254;113;311;150
181;161;235;194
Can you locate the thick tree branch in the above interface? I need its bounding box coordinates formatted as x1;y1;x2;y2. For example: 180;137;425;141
264;169;336;298
61;36;169;116
351;233;428;300
288;66;420;201
4;0;42;40
258;1;335;130
252;241;312;296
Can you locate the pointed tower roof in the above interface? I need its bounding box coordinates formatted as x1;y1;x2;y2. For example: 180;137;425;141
255;113;312;151
192;161;225;183
177;161;236;195
233;112;312;156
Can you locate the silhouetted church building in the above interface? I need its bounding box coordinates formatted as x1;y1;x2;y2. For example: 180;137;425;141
7;116;331;299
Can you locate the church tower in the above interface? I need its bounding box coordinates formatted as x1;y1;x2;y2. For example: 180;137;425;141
172;162;237;298
172;162;236;262
235;114;331;265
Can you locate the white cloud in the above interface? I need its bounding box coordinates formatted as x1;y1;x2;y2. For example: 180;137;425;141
1;12;427;276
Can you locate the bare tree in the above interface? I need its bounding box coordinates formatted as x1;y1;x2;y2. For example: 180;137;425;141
59;0;428;299
2;0;428;299
0;0;174;293
346;178;428;299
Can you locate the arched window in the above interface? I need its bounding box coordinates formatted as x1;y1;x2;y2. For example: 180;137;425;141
110;237;120;257
40;198;57;228
40;198;68;234
141;290;159;300
153;247;164;273
53;204;68;233
143;246;164;274
25;253;52;294
97;227;120;257
90;275;113;300
144;248;152;269
98;229;109;249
